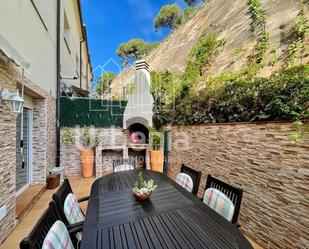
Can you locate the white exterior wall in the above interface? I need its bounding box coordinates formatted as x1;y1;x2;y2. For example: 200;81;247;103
61;0;80;89
0;0;92;97
0;0;57;96
82;43;92;90
60;0;91;90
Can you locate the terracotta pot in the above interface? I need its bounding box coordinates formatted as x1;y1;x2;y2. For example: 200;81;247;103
150;150;164;173
80;148;94;178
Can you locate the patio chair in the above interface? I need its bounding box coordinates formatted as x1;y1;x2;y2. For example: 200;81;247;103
175;172;194;192
41;220;75;249
52;179;88;238
20;201;81;249
180;164;201;196
203;174;243;224
203;188;235;222
113;157;136;172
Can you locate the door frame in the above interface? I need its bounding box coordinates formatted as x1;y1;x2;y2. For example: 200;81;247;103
16;108;33;196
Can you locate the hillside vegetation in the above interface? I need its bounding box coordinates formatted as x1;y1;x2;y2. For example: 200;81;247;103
111;0;308;94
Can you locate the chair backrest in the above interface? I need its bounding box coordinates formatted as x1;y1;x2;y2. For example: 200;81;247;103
20;201;74;249
42;220;75;249
175;173;194;192
203;188;235;222
113;157;136;172
52;178;74;225
204;175;243;223
64;193;85;225
180;164;201;196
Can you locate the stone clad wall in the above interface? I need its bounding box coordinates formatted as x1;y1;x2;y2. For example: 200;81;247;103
0;56;18;244
32;98;47;183
60;127;150;176
167;122;308;249
60;127;124;176
0;55;56;244
46;95;56;175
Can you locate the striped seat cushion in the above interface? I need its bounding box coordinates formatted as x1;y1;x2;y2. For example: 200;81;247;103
64;193;85;241
42;220;74;249
114;164;134;172
203;188;235;222
175;173;193;192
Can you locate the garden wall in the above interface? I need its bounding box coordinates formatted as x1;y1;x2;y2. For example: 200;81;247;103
60;127;151;176
60;127;124;176
167;122;308;249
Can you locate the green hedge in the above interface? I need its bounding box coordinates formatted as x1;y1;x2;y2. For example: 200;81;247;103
152;65;309;126
60;97;127;127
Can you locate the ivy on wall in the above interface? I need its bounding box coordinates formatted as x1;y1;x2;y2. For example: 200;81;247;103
247;0;270;65
287;3;308;66
152;1;308;128
60;97;127;127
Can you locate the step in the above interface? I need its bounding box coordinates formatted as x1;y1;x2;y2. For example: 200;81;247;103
15;184;47;220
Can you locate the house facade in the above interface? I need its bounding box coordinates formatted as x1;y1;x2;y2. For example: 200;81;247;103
0;0;92;244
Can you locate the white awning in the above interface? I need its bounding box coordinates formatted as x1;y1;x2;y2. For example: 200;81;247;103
0;33;30;69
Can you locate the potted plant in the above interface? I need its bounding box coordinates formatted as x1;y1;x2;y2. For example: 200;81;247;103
132;172;158;201
61;127;76;146
148;127;164;173
80;126;100;178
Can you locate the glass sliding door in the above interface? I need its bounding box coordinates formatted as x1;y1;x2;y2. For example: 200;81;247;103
16;107;32;193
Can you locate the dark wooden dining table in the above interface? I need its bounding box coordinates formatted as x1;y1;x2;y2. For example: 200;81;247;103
81;170;253;249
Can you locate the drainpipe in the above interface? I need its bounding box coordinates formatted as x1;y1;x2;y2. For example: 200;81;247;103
56;0;61;167
80;38;85;89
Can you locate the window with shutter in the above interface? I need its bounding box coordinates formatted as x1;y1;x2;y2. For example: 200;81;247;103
64;12;71;53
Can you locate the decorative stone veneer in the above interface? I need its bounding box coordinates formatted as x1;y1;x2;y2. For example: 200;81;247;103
21;77;57;181
60;143;82;176
32;98;47;184
46;95;56;175
0;55;18;244
15;86;56;183
60;127;151;176
167;122;309;249
0;55;56;244
60;127;124;176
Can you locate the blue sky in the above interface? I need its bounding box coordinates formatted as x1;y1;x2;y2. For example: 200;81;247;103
81;0;187;81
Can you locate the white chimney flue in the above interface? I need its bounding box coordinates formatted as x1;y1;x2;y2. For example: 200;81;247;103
123;60;154;129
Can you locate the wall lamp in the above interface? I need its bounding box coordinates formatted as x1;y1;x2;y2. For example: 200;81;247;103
0;88;24;113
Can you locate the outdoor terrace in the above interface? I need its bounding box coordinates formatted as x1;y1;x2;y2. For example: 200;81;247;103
0;175;263;249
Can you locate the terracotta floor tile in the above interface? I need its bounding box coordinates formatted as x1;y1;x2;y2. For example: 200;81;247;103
0;176;94;249
15;184;46;219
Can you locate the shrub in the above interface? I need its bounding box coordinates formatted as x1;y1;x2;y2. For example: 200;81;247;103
152;65;309;126
182;6;203;23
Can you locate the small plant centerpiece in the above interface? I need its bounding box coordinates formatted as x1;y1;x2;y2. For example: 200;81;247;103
133;172;158;201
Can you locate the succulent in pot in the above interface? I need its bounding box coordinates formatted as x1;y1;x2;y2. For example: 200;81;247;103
132;172;158;201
